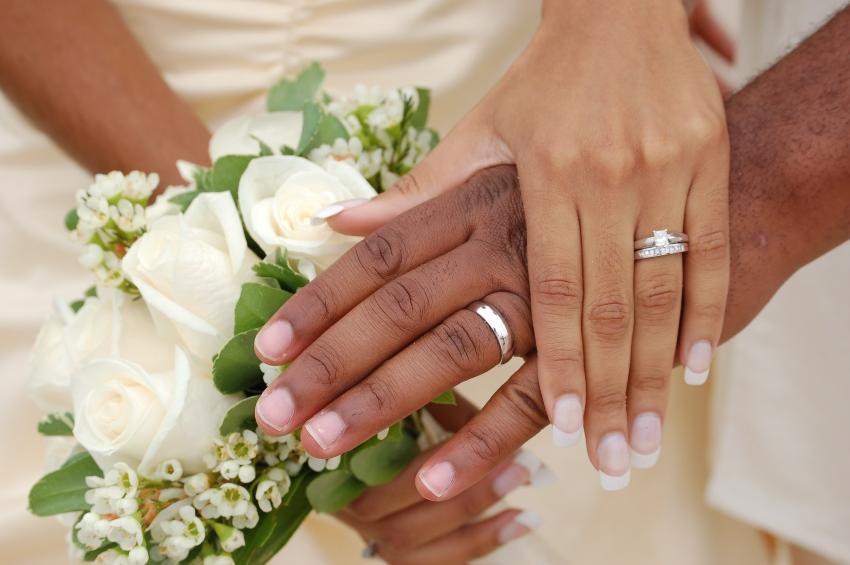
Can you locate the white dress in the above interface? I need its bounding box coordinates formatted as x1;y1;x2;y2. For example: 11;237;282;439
0;1;769;564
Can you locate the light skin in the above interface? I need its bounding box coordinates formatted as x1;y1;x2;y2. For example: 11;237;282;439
0;0;210;187
254;0;733;488
254;5;850;499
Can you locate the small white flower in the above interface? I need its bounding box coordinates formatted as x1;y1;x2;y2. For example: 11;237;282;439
215;484;251;518
377;427;389;441
106;516;144;552
79;244;104;269
114;497;139;516
219;460;241;480
106;462;139;498
238;464;256;483
226;430;259;462
156;459;184;481
184;473;211;497
204;555;236;565
231;503;259;530
128;546;149;565
255;480;282;513
75;512;107;549
260;363;283;386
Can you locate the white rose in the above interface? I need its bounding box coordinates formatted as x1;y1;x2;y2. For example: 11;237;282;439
144;185;193;225
123;192;258;368
28;291;173;413
209;112;304;161
71;347;238;474
238;156;376;269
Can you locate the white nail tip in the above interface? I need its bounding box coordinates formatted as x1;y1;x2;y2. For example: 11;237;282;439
552;425;582;447
531;466;557;488
309;204;344;225
515;511;543;530
599;469;631;491
684;368;710;386
630;447;661;469
513;450;543;476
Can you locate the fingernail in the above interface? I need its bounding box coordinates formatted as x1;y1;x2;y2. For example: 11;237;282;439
597;432;631;491
255;319;294;361
310;198;372;226
552;394;583;447
419;461;455;498
498;511;542;544
304;411;346;450
513;451;556;488
684;340;713;385
630;413;662;469
492;463;529;497
256;387;295;432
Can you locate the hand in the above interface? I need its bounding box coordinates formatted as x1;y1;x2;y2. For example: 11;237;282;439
297;0;731;487
690;0;737;97
335;397;549;565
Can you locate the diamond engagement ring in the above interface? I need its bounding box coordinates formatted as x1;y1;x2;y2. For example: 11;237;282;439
468;301;514;364
634;229;689;260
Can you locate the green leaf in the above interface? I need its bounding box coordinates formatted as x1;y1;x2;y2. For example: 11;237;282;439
430;390;456;406
349;433;419;487
83;543;117;562
65;208;79;231
267;62;325;112
296;102;349;156
219;395;260;435
253;261;308;294
29;452;102;516
194;166;214;192
409;88;431;129
306;469;367;513
212;329;263;394
70;300;85;313
234;283;292;334
210;155;255;200
37;412;74;436
233;474;312;565
169;190;200;212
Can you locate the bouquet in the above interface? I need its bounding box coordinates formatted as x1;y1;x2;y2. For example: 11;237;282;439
26;64;450;565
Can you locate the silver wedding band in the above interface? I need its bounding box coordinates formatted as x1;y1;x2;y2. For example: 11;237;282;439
634;229;689;261
468;301;514;364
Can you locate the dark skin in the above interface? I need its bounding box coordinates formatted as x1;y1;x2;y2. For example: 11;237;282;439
254;6;850;505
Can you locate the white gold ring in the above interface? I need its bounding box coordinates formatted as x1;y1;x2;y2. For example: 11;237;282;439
634;229;689;261
468;301;514;364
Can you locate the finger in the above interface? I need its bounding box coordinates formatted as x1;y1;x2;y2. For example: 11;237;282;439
299;291;534;457
254;191;475;365
325;108;505;236
518;164;586;449
356;458;531;552
678;138;730;387
256;244;494;436
580;195;636;491
416;358;551;501
628;208;686;470
691;0;736;63
378;509;538;565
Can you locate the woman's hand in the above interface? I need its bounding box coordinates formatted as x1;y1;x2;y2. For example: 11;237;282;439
293;0;731;488
335;398;549;565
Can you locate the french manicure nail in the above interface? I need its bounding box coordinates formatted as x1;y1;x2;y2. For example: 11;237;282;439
685;340;713;385
256;387;295;432
597;432;631;491
255;319;294;361
513;451;557;488
419;461;455;498
310;198;372;225
630;412;662;469
492;463;529;497
498;511;542;544
304;411;346;450
552;394;583;447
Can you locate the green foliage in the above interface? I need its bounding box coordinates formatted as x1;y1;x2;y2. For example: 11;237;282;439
349;433;419;487
212;329;264;394
252;254;309;293
29;452;101;517
169;190;201;212
296;102;349;156
37;412;74;436
233;283;291;334
409;87;431;129
430;390;456;405
267;62;325;112
219;395;260;435
233;473;312;564
210;155;256;201
65;208;79;231
193;166;214;192
305;469;367;513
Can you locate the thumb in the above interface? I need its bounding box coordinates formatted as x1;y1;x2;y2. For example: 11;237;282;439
325;111;506;235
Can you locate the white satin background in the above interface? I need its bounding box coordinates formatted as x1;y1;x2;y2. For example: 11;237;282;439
0;1;838;564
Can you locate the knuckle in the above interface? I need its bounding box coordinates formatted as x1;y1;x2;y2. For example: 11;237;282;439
499;376;549;430
586;295;632;341
355;228;406;281
640;135;684;168
531;265;582;310
691;229;729;266
362;379;397;414
693;300;724;323
371;277;432;333
392;171;423;197
630;369;669;394
534;143;581;176
374;521;415;552
463;422;510;464
543;344;584;371
430;317;486;373
298;280;338;321
588;384;627;416
346;497;383;523
586;146;638;185
685;112;726;147
302;341;346;386
636;272;681;321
